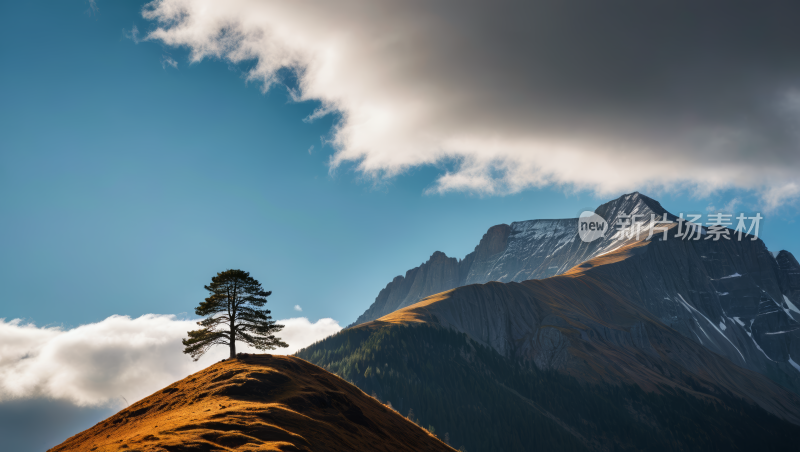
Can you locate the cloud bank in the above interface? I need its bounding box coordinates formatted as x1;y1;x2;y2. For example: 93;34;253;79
0;314;340;407
140;0;800;208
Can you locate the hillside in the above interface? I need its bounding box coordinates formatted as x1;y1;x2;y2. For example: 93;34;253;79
366;241;800;422
298;234;800;450
49;355;455;452
298;323;800;451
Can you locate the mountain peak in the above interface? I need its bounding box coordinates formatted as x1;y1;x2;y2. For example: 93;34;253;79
777;249;799;267
352;193;677;326
595;191;670;223
430;250;449;260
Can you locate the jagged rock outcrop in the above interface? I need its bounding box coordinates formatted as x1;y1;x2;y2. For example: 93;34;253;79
367;241;800;424
355;251;464;325
777;250;800;306
353;192;670;326
354;192;800;396
585;232;800;393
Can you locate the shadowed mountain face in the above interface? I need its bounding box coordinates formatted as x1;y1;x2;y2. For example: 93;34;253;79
49;355;454;452
572;223;800;394
353;192;800;395
368;240;800;424
295;233;800;450
299;322;800;452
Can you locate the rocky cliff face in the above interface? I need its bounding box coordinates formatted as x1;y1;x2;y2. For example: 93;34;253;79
354;251;464;326
354;192;673;325
777;250;800;307
582;229;800;394
368;241;800;424
353;192;800;396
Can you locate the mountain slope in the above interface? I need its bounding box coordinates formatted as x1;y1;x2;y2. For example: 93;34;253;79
569;221;800;394
368;240;800;424
297;236;800;450
353;192;800;397
49;355;455;452
298;322;800;452
353;193;671;326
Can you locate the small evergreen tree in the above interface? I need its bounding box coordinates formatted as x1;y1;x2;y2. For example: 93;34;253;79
183;269;288;360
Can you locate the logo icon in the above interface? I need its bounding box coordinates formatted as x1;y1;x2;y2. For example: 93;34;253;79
578;211;607;243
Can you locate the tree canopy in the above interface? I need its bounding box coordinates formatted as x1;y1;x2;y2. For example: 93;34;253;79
183;269;288;360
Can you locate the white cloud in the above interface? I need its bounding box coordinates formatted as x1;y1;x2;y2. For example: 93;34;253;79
123;25;140;44
138;0;800;208
706;197;746;215
761;183;800;213
279;317;339;349
294;304;302;311
85;0;98;17
161;55;178;69
139;0;800;210
0;314;340;407
723;197;742;214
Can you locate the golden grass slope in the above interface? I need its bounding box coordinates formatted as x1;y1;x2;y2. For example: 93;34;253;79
366;241;654;328
50;355;455;452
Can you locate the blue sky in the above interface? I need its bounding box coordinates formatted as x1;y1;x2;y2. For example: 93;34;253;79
2;1;799;330
3;2;800;450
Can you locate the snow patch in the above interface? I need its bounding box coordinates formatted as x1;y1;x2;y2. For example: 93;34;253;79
751;337;775;362
764;329;800;335
789;357;800;374
719;321;726;331
759;310;782;316
674;294;745;362
733;317;745;326
720;273;742;279
784;295;800;315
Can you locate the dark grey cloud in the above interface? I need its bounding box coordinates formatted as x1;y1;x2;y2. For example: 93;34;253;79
143;0;800;206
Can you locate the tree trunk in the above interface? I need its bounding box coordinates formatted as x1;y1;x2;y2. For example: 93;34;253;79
230;323;236;358
230;313;236;358
230;283;237;358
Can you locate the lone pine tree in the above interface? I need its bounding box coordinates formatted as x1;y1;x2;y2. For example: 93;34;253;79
183;269;288;360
